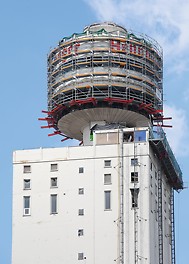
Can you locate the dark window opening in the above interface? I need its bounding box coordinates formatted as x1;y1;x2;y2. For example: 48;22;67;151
131;172;138;183
79;167;84;173
123;132;134;142
130;188;139;208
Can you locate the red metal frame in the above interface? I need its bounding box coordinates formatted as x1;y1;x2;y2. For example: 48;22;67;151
39;96;168;142
69;97;97;107
103;97;134;105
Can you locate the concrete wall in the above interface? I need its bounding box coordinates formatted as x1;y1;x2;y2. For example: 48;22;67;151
12;128;172;264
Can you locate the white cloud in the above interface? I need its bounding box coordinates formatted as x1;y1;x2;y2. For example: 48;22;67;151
83;0;189;157
163;104;189;157
84;0;189;67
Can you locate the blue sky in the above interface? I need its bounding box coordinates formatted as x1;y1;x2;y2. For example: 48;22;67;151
0;0;188;263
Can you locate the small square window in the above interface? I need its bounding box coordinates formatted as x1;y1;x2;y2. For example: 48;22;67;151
134;130;146;142
131;172;138;183
131;158;138;166
24;179;31;190
78;188;84;195
51;177;58;188
104;174;111;184
78;253;84;260
104;160;111;167
78;209;84;216
123;132;134;142
79;167;84;173
23;165;31;173
51;163;58;172
78;229;84;236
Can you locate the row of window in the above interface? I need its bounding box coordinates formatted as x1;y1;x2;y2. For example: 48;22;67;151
23;158;139;174
23;192;112;216
23;188;139;216
23;164;84;173
105;159;139;167
23;171;139;191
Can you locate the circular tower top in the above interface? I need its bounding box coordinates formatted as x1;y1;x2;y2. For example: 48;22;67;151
46;22;163;142
83;22;127;34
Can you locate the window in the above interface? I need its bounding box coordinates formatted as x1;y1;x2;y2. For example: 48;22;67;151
51;194;57;214
78;209;84;216
123;132;134;142
155;171;157;180
131;172;138;183
104;174;111;184
78;253;84;260
78;188;84;195
51;163;58;172
104;191;111;210
150;162;153;171
51;177;58;188
134;130;146;142
123;131;146;142
130;189;139;208
23;165;31;173
131;158;138;166
78;229;84;236
23;196;30;215
104;160;111;167
23;179;31;190
79;167;84;173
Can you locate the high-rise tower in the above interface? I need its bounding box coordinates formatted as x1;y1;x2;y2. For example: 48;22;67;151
12;23;183;264
45;22;163;143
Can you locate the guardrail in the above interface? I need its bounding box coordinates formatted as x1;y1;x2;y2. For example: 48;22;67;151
149;126;183;184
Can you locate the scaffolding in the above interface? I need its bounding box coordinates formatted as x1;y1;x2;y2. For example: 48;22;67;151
47;23;163;128
133;135;139;264
158;169;163;264
120;131;124;264
170;189;176;264
149;126;182;264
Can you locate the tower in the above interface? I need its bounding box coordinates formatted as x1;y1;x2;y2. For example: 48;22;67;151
45;22;163;143
12;23;183;264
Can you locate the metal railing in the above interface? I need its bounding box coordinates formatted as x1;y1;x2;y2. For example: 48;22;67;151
149;126;183;184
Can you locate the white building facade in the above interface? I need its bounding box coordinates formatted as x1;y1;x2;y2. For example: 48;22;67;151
12;127;181;264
